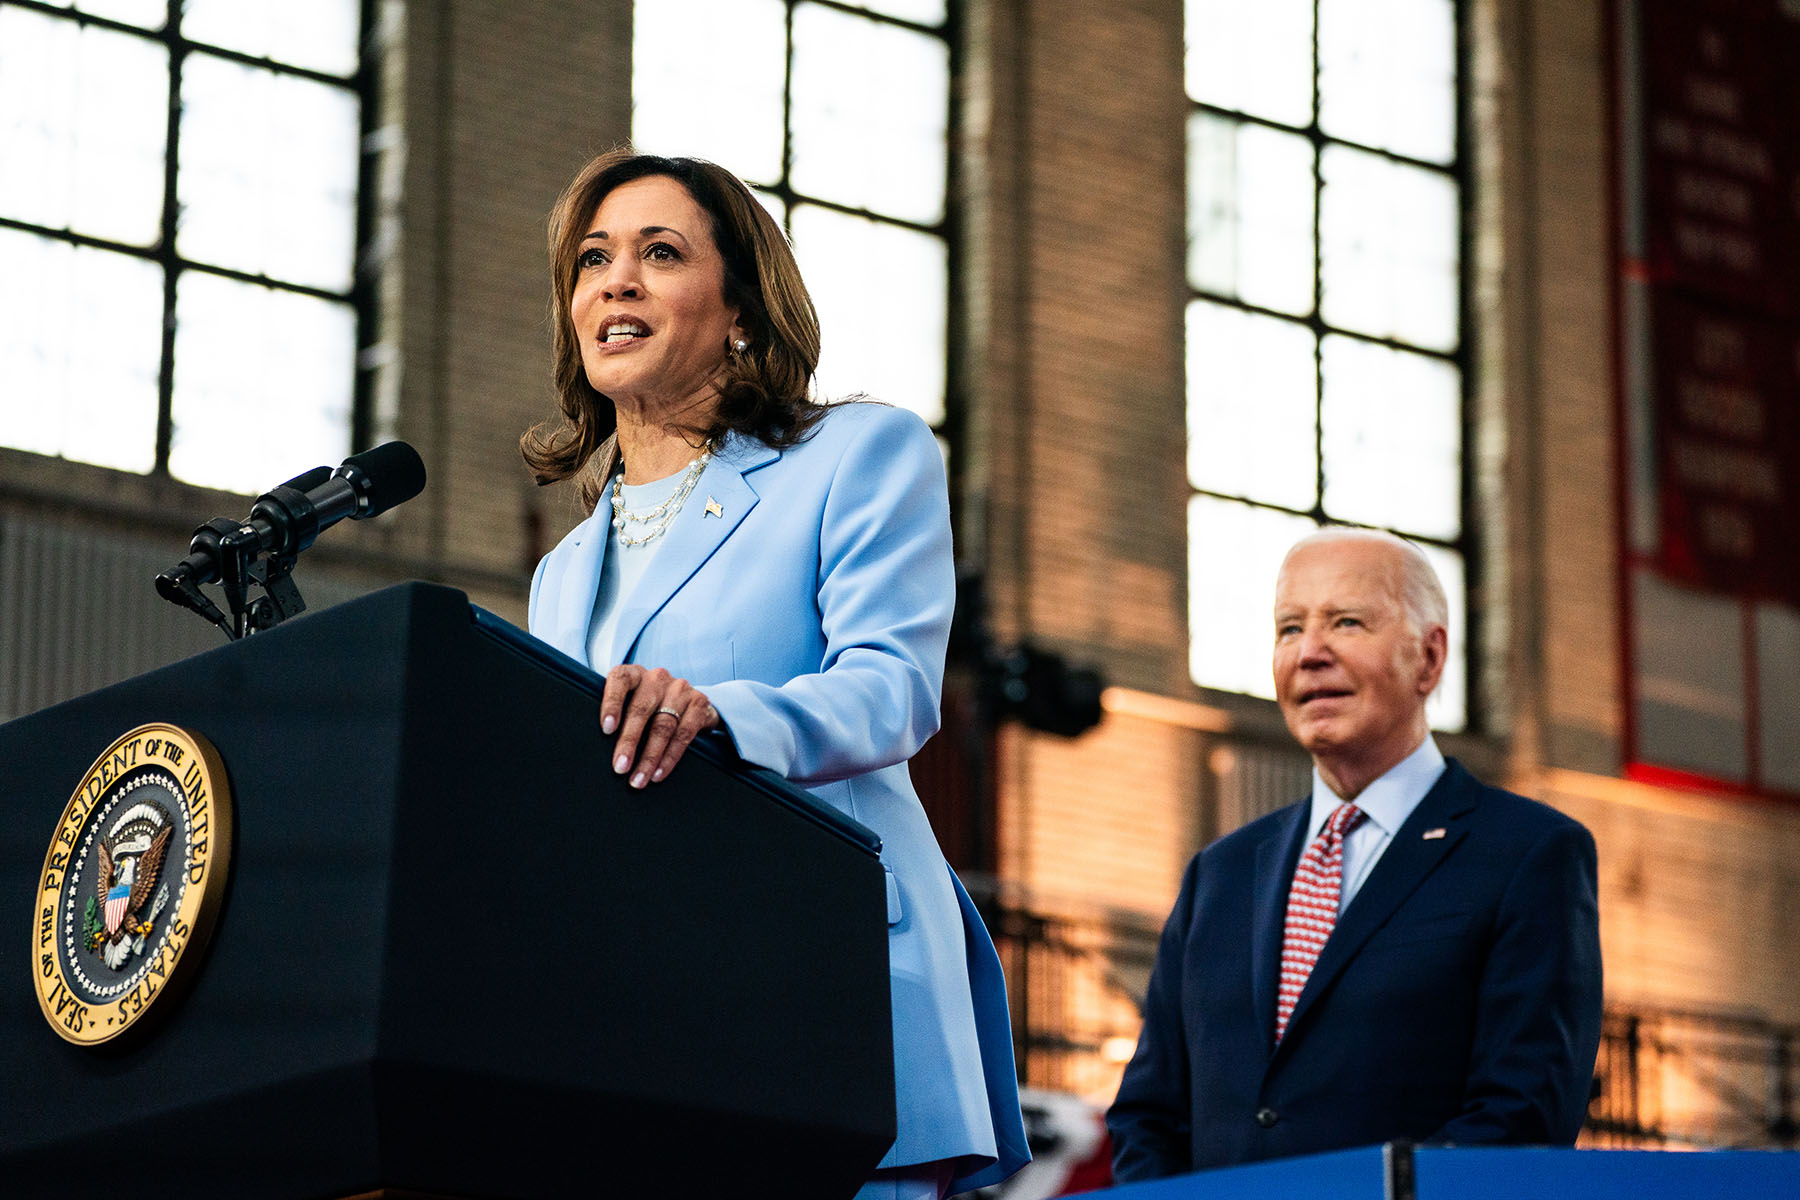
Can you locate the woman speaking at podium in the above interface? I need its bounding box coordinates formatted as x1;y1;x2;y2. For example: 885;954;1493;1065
520;149;1027;1199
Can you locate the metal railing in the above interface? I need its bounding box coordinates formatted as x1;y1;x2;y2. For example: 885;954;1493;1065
1586;1004;1800;1149
976;895;1161;1100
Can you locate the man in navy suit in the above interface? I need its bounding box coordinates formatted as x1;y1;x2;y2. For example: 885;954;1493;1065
1107;528;1603;1179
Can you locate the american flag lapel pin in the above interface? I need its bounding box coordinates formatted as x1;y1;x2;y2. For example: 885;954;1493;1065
1422;827;1447;840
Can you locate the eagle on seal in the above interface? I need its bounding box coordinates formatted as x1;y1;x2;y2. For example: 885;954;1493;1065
97;824;173;942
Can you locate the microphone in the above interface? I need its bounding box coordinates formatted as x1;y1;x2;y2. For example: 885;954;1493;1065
155;441;427;604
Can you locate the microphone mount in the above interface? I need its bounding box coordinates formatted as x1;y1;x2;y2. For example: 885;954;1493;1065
155;444;426;641
157;476;325;640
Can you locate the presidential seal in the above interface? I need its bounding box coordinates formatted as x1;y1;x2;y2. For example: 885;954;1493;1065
32;724;232;1045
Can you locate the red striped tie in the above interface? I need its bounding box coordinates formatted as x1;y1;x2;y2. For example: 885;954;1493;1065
1275;801;1366;1043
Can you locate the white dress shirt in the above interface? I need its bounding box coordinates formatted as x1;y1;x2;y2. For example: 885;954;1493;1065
1304;735;1447;914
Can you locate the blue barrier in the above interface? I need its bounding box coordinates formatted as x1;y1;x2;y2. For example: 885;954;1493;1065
1083;1144;1800;1198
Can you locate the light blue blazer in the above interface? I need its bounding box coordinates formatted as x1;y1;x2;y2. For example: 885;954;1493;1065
529;402;1029;1190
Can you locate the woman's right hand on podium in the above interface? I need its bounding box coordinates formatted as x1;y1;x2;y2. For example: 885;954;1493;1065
599;662;722;789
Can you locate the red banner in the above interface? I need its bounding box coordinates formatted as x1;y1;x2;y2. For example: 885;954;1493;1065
1648;291;1800;601
1636;0;1800;603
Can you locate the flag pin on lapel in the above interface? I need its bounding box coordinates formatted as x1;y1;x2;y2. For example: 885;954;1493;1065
1422;827;1447;840
704;496;723;518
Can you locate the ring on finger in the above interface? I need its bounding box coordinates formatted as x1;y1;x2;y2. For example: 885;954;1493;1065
655;706;681;719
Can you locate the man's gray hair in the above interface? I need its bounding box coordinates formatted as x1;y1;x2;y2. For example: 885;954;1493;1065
1284;526;1449;635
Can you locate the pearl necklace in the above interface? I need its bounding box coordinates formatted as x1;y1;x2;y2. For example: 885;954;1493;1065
610;447;711;547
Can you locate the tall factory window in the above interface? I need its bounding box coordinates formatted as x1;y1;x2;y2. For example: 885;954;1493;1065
0;0;374;495
1183;0;1470;730
632;0;952;431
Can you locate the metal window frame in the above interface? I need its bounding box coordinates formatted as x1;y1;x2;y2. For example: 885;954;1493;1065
1183;0;1477;729
0;0;379;477
772;1;958;435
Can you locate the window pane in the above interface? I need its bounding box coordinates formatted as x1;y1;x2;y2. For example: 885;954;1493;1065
1185;0;1314;127
0;9;168;246
791;3;948;224
1320;336;1460;538
752;187;787;229
177;54;361;292
1319;145;1459;352
182;0;361;78
71;0;167;29
1419;543;1466;732
853;0;945;21
0;230;161;473
31;0;170;28
1188;113;1315;314
1187;301;1317;510
791;204;946;424
1188;496;1317;698
171;273;355;493
633;0;786;186
1319;0;1456;165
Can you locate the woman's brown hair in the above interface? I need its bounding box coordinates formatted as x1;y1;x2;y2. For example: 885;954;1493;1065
520;149;825;513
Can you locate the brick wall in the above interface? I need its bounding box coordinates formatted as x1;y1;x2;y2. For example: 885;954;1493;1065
996;709;1207;921
963;0;1189;693
1497;0;1623;777
1542;771;1800;1024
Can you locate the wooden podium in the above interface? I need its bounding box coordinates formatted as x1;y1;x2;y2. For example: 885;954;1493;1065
0;583;895;1198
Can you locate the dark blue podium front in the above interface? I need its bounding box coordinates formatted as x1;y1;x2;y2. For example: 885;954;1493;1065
1088;1144;1800;1199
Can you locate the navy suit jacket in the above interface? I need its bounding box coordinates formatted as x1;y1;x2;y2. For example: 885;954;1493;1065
1107;760;1603;1179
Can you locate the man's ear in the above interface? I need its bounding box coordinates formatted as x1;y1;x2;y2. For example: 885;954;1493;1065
1417;624;1448;696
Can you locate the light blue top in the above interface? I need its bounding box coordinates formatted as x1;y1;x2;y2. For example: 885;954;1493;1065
584;467;686;669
